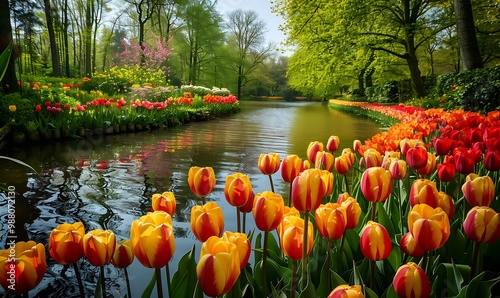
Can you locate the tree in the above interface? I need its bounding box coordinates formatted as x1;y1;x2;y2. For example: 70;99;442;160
226;9;273;99
43;0;61;76
0;0;19;93
454;0;483;70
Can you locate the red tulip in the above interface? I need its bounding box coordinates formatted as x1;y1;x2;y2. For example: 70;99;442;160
359;221;392;261
35;104;42;112
437;156;456;182
393;262;430;298
453;150;474;175
433;137;452;156
417;152;436;176
463;206;500;243
406;145;428;170
327;135;340;152
484;150;500;171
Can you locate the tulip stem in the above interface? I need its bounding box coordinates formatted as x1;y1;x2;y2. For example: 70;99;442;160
100;266;106;298
236;207;241;233
370;259;376;291
470;241;481;281
201;196;206;205
242;212;246;234
73;262;85;298
371;202;377;222
166;264;172;298
155;268;163;298
421;251;429;275
301;212;309;288
263;231;269;297
291;260;297;298
326;239;332;291
343;174;349;194
268;175;275;193
124;267;132;298
338;232;346;273
288;184;292;207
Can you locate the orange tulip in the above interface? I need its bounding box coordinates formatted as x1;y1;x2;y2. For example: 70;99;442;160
188;166;216;199
408;204;450;251
291;168;332;212
281;154;303;183
224;172;253;207
307;141;324;163
399;232;425;258
353;140;362;153
463;206;500;243
409;179;440;208
359;221;392;261
221;231;251;269
315;203;347;240
130;211;175;268
393;262;430;298
111;240;134;268
417;152;436;176
0;241;47;295
315;151;335;171
151;191;176;216
327;284;364;298
252;191;284;231
334;154;352;175
83;229;116;267
327;135;340;152
191;202;225;242
462;174;495;207
360;167;392;203
337;194;362;230
277;206;301;236
197;236;240;297
279;215;314;260
49;222;85;264
257;152;281;175
342;148;356;165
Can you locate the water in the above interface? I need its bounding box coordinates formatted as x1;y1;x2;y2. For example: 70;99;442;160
0;100;382;297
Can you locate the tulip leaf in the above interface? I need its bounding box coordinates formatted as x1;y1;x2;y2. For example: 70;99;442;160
363;286;379;298
141;270;157;298
385;246;401;274
298;274;316;298
316;252;332;298
330;270;348;289
254;233;263;264
376;202;395;240
432;261;470;297
245;262;264;297
170;246;200;298
0;156;41;177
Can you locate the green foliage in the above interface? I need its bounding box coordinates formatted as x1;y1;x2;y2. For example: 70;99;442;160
365;81;399;103
0;93;35;127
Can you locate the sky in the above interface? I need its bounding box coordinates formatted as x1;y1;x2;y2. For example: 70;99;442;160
215;0;294;56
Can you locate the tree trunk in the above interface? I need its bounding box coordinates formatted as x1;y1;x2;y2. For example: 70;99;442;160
0;0;19;93
454;0;483;70
405;54;426;98
64;0;70;77
44;0;61;76
85;0;92;77
357;68;365;91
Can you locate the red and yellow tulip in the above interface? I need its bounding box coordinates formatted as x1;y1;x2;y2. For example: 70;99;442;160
359;221;392;261
291;168;332;211
49;222;85;264
462;174;495;207
327;135;340;152
463;206;500;243
307;141;324;163
221;231;251;269
337;194;362;230
111;240;134;268
408;204;450;251
279;215;314;260
224;172;253;207
393;262;431;298
399;232;425;258
315;202;347;240
257;152;281;175
327;284;365;298
315;150;335;171
252;191;284;231
191;202;225;242
360;167;392;203
83;229;116;267
281;154;303;183
151;191;176;217
188;166;216;200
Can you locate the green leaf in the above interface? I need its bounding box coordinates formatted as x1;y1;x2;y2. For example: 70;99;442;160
170;245;200;298
316;253;331;298
0;41;13;81
244;264;264;297
141;271;157;298
298;274;316;298
0;156;41;177
377;202;395;240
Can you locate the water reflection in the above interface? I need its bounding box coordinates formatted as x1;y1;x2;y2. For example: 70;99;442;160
0;100;382;297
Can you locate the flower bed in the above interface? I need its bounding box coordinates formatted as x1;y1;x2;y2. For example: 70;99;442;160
2;99;500;297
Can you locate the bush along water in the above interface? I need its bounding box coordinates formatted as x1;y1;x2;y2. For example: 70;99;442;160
2;100;500;297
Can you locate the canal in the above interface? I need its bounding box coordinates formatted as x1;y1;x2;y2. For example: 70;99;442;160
0;100;382;297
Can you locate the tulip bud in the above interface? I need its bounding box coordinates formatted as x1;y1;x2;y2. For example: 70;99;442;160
363;148;382;168
393;262;430;298
463;206;500;243
258;153;281;175
353;140;362;153
360;221;392;261
83;229;116;266
188;166;216;199
315;151;334;171
327;135;340;152
307;141;324;163
281;154;303;183
399;232;424;258
360;167;392;203
389;159;408;180
111;240;134;268
462;174;495;207
151;191;176;216
334;154;352;175
224;172;253;207
484;150;500;172
191;202;225;242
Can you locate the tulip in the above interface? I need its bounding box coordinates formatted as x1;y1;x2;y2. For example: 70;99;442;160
337;194;362;230
342;148;356;165
327;135;340;152
188;166;216;204
360;167;392;220
400;138;415;156
252;191;284;231
221;232;251;269
258;152;281;175
49;222;85;265
417;152;436;176
393;262;431;298
35;104;42;112
111;240;134;268
437;156;456;182
8;105;16;112
389;158;408;180
484;150;500;171
191;202;224;242
437;191;455;219
0;241;47;295
327;284;364;298
353;139;362;153
453;151;474;175
291;168;332;212
83;229;116;267
360;221;392;261
197;237;240;297
281;154;303;183
224;172;253;207
315;150;334;171
307;141;324;163
406;145;428;170
363;148;382;168
463;206;500;244
334;154;352;175
462;174;495;207
399;232;425;258
238;190;255;234
408;204;450;252
279;215;314;260
130;211;175;268
151;191;176;217
258;152;281;192
315;203;347;240
409;179;440;208
433;137;452;156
